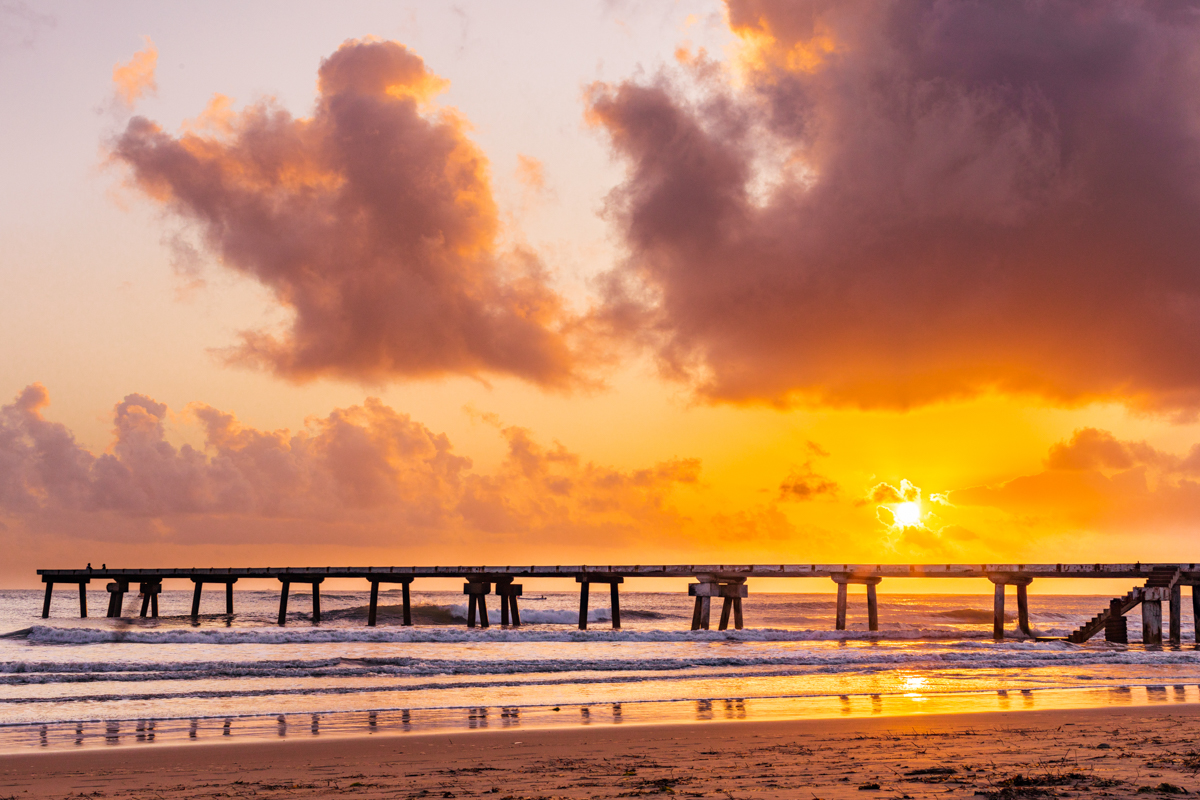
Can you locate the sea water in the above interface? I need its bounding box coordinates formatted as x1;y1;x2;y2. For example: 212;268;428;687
0;587;1197;751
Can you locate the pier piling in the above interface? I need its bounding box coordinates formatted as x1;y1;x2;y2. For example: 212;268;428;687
1194;587;1200;644
689;579;745;631
138;582;161;618
1106;597;1128;643
366;576;413;627
577;575;623;630
464;580;490;628
1170;584;1182;645
190;577;238;620
495;578;523;627
1137;585;1166;647
831;575;882;632
989;575;1034;640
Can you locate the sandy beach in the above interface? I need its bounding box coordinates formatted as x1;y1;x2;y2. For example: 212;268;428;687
3;705;1199;799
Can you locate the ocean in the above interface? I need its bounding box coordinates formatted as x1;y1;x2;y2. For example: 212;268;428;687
1;587;1197;752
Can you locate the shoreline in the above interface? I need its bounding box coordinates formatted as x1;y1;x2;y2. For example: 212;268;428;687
2;682;1199;755
5;705;1200;798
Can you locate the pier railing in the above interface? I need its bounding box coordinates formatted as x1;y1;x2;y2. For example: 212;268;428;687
35;563;1200;645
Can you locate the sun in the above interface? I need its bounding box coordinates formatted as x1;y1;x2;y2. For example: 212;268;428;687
893;501;922;527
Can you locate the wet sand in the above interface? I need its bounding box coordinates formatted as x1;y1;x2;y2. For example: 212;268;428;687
4;705;1200;799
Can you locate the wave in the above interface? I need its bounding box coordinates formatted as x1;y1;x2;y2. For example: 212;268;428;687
5;644;1197;682
23;623;999;646
927;609;1015;623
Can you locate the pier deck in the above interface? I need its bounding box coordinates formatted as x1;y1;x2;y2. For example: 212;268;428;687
36;563;1200;644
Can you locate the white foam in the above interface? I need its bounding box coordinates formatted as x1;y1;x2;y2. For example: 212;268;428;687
446;603;611;625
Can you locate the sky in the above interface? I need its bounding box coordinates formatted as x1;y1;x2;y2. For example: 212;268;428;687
4;0;1200;589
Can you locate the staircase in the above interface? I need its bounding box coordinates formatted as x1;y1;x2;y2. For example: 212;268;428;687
1066;567;1181;643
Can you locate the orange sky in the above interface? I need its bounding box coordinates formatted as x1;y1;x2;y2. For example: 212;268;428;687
4;2;1200;587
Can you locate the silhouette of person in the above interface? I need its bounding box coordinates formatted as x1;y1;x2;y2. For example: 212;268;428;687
87;563;92;571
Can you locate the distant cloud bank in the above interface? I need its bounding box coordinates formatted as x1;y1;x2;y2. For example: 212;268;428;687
0;384;697;547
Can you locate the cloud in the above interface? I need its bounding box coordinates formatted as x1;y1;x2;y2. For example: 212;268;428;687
590;1;1200;413
868;479;919;505
954;427;1200;540
0;384;697;547
111;39;586;389
515;154;546;193
778;461;837;500
112;36;157;106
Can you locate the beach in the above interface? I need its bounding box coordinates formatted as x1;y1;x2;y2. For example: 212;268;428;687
5;705;1200;799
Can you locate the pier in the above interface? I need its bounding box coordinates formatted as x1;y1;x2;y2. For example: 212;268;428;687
36;563;1200;643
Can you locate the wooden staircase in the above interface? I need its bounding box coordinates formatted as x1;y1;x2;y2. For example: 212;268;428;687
1066;567;1181;643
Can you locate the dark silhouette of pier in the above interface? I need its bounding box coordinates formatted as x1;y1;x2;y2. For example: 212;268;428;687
35;563;1200;644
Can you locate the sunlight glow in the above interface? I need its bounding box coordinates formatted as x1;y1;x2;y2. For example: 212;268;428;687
893;501;922;527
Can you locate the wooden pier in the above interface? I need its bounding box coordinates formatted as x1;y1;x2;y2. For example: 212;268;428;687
35;563;1200;643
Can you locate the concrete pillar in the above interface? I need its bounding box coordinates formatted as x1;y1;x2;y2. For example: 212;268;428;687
278;581;290;626
1193;586;1200;644
106;582;128;618
716;582;748;631
138;583;161;619
1014;579;1034;638
1106;597;1128;644
578;580;589;630
866;583;878;632
1143;598;1163;645
610;582;621;629
1169;584;1182;645
993;582;1006;641
41;583;53;619
368;581;379;627
78;582;88;618
836;582;848;631
495;579;523;627
464;581;491;628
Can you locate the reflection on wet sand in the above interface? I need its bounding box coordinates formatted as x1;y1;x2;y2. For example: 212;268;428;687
10;684;1200;752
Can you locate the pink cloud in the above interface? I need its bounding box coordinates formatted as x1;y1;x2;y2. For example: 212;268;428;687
0;385;698;549
590;1;1200;412
112;39;585;388
112;36;157;106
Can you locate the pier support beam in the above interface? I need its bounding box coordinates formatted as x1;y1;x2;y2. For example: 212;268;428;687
105;581;130;618
138;582;162;618
190;577;239;620
1142;586;1167;646
1106;597;1128;643
1194;586;1200;644
689;578;747;631
495;578;523;627
1169;585;1182;645
831;575;883;632
464;580;491;628
277;576;324;625
987;575;1034;640
577;575;624;630
40;575;94;619
366;577;414;627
